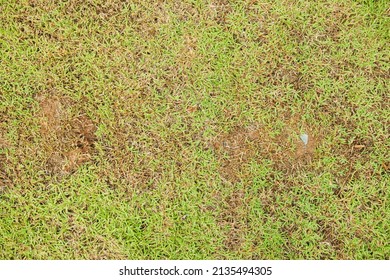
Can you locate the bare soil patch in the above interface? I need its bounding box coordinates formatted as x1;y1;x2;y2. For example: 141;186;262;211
218;189;247;251
0;134;9;149
0;131;11;193
212;122;319;183
37;95;97;175
0;164;10;194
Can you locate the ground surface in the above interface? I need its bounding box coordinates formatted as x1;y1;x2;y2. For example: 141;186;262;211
0;0;389;259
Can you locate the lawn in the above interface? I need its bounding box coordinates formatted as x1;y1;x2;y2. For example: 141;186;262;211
0;0;389;259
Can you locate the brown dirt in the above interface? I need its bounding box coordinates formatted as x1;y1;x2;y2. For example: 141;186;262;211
212;126;256;183
0;134;9;149
212;121;319;183
316;218;344;258
218;189;247;251
0;167;9;194
37;95;97;175
39;96;62;135
0;132;11;193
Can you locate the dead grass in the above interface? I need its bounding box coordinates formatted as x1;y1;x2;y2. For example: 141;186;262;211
212;120;320;183
0;130;11;194
36;95;97;175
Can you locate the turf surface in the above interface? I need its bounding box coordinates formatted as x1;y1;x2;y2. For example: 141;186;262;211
0;0;389;259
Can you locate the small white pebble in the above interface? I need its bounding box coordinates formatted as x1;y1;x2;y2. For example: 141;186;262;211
300;134;309;145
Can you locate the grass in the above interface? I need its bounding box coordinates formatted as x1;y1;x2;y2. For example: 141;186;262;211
0;0;389;259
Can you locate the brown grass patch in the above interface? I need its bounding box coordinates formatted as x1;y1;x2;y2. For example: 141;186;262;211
0;132;11;193
0;167;10;194
36;95;97;175
217;188;247;251
212;126;257;183
0;134;9;149
95;121;167;192
212;121;320;183
316;218;344;258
